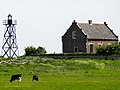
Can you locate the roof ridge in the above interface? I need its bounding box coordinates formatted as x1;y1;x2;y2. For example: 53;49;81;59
77;22;104;25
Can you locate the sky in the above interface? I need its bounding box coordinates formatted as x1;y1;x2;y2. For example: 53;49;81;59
0;0;120;56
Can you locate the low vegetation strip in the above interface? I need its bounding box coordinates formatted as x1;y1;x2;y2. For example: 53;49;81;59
0;56;120;90
31;53;120;60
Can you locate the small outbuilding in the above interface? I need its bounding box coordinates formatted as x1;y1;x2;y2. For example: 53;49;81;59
62;20;118;53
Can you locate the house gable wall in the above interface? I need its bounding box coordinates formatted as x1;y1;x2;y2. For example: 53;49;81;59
62;21;87;53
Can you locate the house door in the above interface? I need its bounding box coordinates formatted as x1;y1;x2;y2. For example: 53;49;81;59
74;46;78;52
90;44;94;53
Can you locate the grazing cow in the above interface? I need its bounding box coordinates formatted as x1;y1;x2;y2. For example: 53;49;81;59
10;74;22;82
32;75;38;81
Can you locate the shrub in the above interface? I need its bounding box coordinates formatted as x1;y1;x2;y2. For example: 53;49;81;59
24;46;47;56
96;42;120;55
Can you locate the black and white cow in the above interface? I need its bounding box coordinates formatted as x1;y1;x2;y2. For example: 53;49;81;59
10;74;22;82
32;75;38;81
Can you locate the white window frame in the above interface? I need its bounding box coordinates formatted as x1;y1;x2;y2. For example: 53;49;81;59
72;31;76;39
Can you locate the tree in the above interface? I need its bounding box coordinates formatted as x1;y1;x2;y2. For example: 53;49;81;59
36;46;47;55
24;46;47;56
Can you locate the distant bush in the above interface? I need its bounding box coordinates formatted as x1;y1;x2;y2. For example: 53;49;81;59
24;46;47;56
96;42;120;55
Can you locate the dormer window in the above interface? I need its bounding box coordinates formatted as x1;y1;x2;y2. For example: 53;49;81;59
72;31;76;39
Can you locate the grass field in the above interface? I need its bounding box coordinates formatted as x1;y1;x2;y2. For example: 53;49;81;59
0;56;120;90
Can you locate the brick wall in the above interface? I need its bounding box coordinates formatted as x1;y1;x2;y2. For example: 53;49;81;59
86;40;117;53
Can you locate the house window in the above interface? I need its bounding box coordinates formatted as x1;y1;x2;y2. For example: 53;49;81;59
98;43;102;46
90;44;94;53
72;31;76;39
74;46;78;52
108;43;111;45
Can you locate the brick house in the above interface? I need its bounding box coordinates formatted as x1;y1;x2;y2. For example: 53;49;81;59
62;20;118;53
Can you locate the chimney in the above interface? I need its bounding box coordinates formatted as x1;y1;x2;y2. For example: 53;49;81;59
72;20;77;24
88;20;92;25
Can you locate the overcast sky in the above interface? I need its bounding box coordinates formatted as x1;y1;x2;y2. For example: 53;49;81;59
0;0;120;55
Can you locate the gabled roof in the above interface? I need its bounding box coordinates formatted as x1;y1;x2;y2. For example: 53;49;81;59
76;20;118;40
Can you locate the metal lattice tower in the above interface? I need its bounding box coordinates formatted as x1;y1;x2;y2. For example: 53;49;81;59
2;14;19;58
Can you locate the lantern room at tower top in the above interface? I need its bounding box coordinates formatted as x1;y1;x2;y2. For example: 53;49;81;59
8;14;12;26
3;14;17;26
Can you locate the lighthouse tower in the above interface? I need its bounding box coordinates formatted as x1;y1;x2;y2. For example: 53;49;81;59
2;14;18;58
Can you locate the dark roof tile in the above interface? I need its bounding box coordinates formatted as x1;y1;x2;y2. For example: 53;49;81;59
77;23;118;40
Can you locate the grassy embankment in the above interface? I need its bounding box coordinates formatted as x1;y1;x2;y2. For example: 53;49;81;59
0;56;120;90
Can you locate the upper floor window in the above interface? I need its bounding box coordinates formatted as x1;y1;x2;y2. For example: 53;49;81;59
72;31;76;39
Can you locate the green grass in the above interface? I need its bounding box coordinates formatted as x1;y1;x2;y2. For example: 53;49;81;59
0;57;120;90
